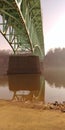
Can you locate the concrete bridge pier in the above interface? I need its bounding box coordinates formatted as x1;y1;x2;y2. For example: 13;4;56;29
7;55;41;74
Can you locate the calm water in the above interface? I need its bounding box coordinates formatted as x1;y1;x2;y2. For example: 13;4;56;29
0;72;65;103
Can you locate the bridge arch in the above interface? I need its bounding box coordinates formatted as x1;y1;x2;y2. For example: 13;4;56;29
33;45;43;58
0;0;44;58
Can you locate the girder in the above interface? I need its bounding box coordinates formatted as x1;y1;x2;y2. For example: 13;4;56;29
0;0;44;57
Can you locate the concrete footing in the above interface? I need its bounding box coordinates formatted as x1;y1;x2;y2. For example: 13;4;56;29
7;55;41;74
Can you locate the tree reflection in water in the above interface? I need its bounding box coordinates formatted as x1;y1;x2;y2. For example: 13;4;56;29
44;70;65;88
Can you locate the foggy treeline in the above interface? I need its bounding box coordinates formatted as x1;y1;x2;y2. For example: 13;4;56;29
0;50;12;54
44;48;65;68
0;50;11;75
44;48;65;87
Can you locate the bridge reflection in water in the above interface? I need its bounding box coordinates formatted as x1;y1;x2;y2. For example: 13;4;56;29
0;74;45;102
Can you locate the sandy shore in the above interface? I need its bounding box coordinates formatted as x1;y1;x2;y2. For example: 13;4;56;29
0;100;65;130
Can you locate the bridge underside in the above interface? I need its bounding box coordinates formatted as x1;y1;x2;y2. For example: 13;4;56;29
0;0;44;58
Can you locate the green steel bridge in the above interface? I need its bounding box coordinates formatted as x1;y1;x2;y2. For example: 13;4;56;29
0;0;44;58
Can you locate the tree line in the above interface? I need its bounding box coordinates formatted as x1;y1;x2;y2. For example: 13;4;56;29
44;48;65;68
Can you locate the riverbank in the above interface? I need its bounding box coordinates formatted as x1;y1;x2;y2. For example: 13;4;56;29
0;100;65;130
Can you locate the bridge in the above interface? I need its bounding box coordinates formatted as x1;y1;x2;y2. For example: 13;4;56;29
0;0;44;58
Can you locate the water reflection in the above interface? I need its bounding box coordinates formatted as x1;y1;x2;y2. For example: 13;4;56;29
0;76;13;100
0;76;8;86
0;74;45;102
44;70;65;103
1;71;65;103
44;70;65;87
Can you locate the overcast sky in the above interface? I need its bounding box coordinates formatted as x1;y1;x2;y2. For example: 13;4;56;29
41;0;65;54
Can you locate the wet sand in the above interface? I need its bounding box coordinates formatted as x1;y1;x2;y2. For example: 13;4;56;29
0;100;65;130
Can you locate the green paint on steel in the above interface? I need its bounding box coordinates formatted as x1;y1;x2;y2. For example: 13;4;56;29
0;0;44;58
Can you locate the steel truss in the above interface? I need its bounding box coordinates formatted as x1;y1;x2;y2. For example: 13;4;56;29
0;0;44;57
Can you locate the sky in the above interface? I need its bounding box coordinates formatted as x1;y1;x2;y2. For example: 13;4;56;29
0;33;12;50
0;1;65;54
41;0;65;54
0;16;12;50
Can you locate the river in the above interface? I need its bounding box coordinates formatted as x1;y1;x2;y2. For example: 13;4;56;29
0;72;65;103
